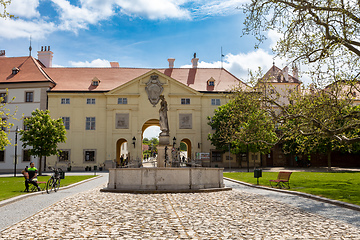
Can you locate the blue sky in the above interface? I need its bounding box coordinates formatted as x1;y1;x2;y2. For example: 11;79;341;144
0;0;295;139
0;0;289;81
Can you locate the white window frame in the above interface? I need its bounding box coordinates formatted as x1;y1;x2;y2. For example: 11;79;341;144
181;98;190;105
61;98;70;104
86;117;96;130
211;99;221;106
118;98;128;104
61;117;70;130
86;98;96;104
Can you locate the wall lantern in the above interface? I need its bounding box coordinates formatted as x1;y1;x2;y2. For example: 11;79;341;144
132;136;136;148
173;137;176;147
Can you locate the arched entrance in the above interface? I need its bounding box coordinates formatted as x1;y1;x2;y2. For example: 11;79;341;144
142;119;160;162
116;138;128;166
180;138;192;160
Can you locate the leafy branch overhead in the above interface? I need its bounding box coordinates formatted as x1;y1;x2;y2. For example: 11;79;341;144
243;0;360;61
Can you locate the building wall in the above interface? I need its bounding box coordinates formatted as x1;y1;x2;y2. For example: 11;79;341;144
0;83;50;172
47;71;234;170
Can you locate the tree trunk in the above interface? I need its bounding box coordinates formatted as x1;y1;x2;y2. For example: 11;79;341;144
38;155;42;176
327;151;332;172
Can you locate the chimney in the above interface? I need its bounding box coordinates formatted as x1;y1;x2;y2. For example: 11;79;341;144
110;62;120;68
168;58;175;68
37;46;53;68
282;66;289;82
0;50;5;57
191;53;199;68
292;66;298;80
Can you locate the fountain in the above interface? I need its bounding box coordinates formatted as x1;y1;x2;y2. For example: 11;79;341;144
101;76;230;193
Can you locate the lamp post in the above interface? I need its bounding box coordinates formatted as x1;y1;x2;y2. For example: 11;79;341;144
14;126;19;177
172;137;176;148
132;136;136;148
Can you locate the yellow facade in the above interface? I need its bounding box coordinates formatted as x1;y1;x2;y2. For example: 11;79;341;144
47;70;241;170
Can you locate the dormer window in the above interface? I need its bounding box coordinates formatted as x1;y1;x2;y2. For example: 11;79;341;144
12;67;19;75
92;77;100;86
207;77;215;86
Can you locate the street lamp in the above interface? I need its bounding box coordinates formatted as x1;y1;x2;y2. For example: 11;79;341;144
14;126;19;177
172;137;176;147
132;136;136;148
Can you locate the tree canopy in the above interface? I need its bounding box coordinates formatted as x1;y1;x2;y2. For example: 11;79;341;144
20;109;66;175
208;90;278;155
0;91;16;150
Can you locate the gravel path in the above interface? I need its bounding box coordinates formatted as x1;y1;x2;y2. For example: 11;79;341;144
1;179;360;239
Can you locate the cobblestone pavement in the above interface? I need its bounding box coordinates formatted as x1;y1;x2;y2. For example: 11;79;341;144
1;185;359;239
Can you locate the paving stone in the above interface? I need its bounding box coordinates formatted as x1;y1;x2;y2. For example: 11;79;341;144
0;186;359;239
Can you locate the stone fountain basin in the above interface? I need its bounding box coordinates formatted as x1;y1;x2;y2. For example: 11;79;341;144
101;167;231;193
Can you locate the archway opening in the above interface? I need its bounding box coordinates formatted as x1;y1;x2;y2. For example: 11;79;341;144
180;138;192;161
116;139;128;167
142;119;160;162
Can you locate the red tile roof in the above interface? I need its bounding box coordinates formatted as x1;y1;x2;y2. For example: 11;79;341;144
45;67;246;92
1;56;247;92
0;56;54;84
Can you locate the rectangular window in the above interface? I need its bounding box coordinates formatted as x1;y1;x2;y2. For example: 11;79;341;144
84;150;96;162
211;151;222;162
25;92;33;102
61;117;70;130
118;98;128;104
181;98;190;105
61;98;70;104
0;93;7;103
86;117;96;130
23;149;31;162
0;150;4;162
86;98;96;104
58;150;70;162
211;99;221;106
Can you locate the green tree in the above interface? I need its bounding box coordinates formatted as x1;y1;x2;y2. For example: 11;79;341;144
279;84;360;169
208;90;278;156
20;109;66;175
0;91;16;150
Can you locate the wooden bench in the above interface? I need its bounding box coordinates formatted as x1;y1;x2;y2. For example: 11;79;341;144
269;171;292;189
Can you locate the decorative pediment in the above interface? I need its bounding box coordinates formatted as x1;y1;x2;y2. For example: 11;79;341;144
145;75;164;107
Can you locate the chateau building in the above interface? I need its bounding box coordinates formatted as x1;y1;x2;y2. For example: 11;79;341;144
0;49;55;173
0;48;250;172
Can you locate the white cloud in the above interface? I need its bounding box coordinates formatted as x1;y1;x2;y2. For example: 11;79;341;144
181;49;287;82
0;18;55;39
7;0;40;18
192;0;247;18
115;0;191;20
69;59;111;67
267;29;282;49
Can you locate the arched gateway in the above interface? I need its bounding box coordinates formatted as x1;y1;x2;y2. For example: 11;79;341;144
47;63;242;170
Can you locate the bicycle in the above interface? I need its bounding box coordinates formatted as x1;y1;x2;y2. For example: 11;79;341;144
46;167;63;194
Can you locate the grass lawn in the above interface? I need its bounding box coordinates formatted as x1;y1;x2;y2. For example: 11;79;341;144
0;175;96;201
224;172;360;206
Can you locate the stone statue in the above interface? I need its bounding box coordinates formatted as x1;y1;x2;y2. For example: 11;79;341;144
159;95;169;136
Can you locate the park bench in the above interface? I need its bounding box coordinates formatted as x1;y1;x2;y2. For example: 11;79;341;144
269;171;292;189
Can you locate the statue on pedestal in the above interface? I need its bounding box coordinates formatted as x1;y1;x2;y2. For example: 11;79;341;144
159;95;169;136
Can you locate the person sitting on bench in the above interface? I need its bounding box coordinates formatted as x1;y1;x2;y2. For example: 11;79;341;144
24;162;41;192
